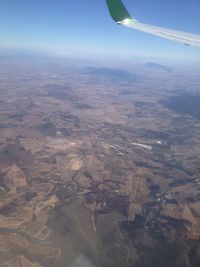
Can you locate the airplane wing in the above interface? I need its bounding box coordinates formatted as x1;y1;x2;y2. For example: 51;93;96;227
106;0;200;48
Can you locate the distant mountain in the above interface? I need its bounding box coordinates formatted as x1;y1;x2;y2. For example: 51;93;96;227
143;62;172;72
82;67;138;83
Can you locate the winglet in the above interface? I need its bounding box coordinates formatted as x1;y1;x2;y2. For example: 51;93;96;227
106;0;132;23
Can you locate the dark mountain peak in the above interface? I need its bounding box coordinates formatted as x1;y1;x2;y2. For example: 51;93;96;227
144;62;172;72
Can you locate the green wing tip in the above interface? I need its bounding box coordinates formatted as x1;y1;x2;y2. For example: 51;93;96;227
106;0;132;23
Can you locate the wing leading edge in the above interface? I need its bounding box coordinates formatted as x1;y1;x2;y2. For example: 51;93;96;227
106;0;200;48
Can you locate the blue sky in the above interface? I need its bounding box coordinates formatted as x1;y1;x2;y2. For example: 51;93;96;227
1;0;200;61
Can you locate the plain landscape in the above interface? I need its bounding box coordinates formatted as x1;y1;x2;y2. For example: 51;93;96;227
0;53;200;267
